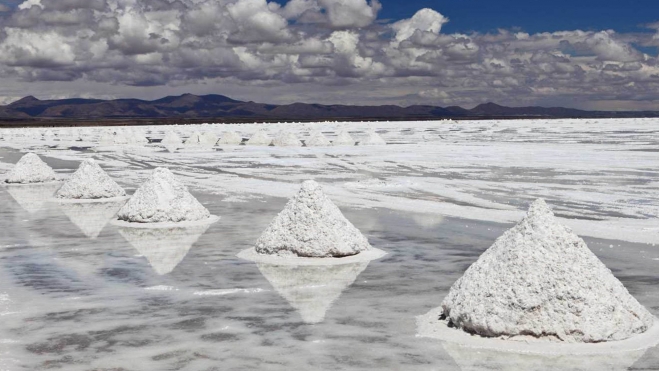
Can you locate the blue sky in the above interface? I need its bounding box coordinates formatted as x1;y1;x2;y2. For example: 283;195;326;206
0;0;658;110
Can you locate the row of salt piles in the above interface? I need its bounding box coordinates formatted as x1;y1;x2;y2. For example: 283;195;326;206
161;129;382;147
99;128;148;146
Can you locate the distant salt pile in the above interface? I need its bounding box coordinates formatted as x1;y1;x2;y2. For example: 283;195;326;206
428;199;655;344
43;129;55;140
99;130;115;146
359;130;386;146
217;131;243;145
5;153;57;184
56;159;126;200
184;131;204;147
255;180;371;258
305;131;331;147
200;132;218;147
117;168;211;224
128;129;149;145
333;130;355;146
273;131;303;147
246;129;272;146
161;130;182;146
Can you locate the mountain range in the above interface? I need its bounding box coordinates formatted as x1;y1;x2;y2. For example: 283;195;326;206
1;94;658;122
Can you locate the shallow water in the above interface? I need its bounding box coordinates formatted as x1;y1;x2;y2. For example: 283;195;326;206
0;187;657;371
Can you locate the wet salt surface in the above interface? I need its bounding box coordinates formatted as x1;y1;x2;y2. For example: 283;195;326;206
0;188;658;370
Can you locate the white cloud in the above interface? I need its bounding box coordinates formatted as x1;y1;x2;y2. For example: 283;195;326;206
392;8;448;43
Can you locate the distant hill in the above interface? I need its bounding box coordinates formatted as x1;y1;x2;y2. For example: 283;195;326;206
1;93;658;122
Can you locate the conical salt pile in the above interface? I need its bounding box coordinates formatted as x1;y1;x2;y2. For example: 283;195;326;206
305;131;331;147
255;180;371;258
184;131;203;146
217;131;243;145
162;131;182;145
56;158;126;200
359;130;386;146
246;129;272;146
5;153;57;184
200;132;218;147
439;199;654;343
99;130;115;146
117;168;211;223
256;262;369;323
333;130;355;146
273;131;303;147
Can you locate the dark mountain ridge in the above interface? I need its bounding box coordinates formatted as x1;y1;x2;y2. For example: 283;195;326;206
1;94;658;122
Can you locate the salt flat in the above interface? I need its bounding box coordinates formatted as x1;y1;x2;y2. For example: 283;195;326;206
0;119;657;370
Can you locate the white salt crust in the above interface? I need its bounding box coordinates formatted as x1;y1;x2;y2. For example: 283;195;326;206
417;307;659;356
305;131;331;147
437;199;655;343
272;131;303;147
217;131;243;145
333;131;355;146
359;131;387;145
4;153;57;184
254;180;374;258
116;167;213;224
246;130;272;146
56;158;126;200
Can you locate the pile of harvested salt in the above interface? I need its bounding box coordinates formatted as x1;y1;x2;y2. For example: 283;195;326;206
56;158;126;200
359;130;386;146
99;130;115;146
162;131;182;145
246;129;272;146
434;199;654;343
255;180;371;258
116;168;211;223
5;153;57;184
273;131;303;147
217;131;243;145
333;130;355;146
305;131;331;147
200;132;218;147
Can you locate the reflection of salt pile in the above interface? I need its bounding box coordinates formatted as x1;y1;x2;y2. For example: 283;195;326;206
59;200;126;239
333;130;355;146
256;262;369;323
56;159;125;200
441;340;648;371
117;168;212;223
359;131;386;146
217;131;243;145
255;180;372;258
4;153;57;184
118;223;211;275
5;182;61;213
273;131;303;147
246;129;272;146
305;131;331;147
419;199;657;347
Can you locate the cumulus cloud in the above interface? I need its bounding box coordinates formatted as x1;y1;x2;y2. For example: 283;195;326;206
0;0;657;109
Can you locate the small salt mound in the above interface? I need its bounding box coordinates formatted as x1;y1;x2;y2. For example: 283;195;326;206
184;131;203;146
99;130;115;146
56;159;126;200
246;129;272;146
200;132;218;147
273;131;303;147
333;131;355;146
217;131;243;145
5;153;57;184
161;131;182;145
359;130;386;146
117;168;211;223
440;199;654;343
255;180;371;258
305;131;331;147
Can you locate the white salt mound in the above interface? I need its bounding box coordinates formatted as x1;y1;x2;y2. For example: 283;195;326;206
99;130;115;146
359;131;386;146
56;158;126;200
255;180;371;258
200;132;218;146
333;131;355;146
162;131;182;145
184;131;204;146
273;131;303;147
440;199;654;343
305;131;331;147
246;129;272;146
5;153;57;184
217;131;243;145
117;168;211;223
